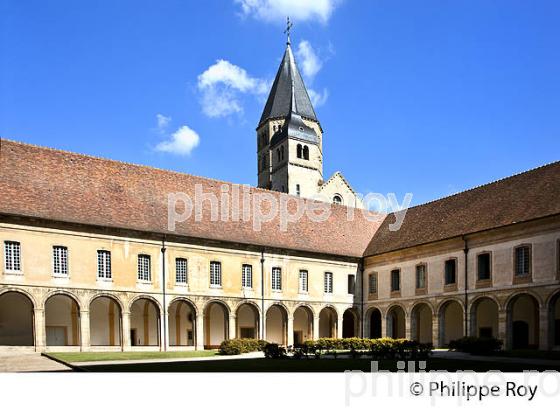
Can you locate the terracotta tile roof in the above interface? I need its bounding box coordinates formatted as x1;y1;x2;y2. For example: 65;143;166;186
365;161;560;256
0;139;383;258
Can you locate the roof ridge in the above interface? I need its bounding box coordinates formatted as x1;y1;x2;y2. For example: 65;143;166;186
399;160;560;213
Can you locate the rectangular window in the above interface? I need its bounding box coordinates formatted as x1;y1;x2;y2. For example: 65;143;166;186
416;264;426;289
242;264;253;289
299;270;308;293
138;254;151;282
347;274;355;295
515;246;530;276
390;269;400;292
53;246;68;276
272;267;282;291
176;258;188;284
477;253;491;281
324;272;333;294
445;259;457;285
4;241;21;272
210;261;222;287
368;273;377;294
97;250;111;279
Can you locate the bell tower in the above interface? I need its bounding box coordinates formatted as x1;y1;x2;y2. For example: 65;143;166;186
256;18;323;198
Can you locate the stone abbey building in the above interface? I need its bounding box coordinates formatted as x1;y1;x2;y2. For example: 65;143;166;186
1;38;559;353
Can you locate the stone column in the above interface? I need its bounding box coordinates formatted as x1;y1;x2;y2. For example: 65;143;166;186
34;308;46;352
287;317;294;346
229;314;237;340
431;314;439;348
313;316;320;340
539;306;549;350
122;311;131;352
498;309;508;349
80;310;90;352
381;314;387;338
405;314;412;340
337;317;344;339
195;315;204;350
160;311;168;352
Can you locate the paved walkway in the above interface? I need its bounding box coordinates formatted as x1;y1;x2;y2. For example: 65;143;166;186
0;352;71;372
432;350;560;368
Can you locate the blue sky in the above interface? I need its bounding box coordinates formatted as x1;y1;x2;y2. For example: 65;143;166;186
1;0;559;206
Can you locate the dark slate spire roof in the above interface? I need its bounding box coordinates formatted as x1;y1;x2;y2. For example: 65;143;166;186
258;43;318;127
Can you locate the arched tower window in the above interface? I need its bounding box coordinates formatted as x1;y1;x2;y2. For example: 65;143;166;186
297;144;302;159
303;145;309;160
276;149;281;162
280;146;285;161
261;155;266;171
333;195;343;205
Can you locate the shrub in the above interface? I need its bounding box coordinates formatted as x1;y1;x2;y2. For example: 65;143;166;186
448;337;503;355
219;338;268;355
263;343;287;359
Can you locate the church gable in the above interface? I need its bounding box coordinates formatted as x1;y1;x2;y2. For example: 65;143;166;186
319;171;364;209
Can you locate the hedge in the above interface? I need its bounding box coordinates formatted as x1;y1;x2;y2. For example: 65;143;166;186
448;337;503;355
300;337;433;359
219;338;268;355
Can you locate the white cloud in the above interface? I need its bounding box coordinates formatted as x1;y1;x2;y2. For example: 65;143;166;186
197;59;268;118
308;88;329;107
156;114;171;131
154;115;200;156
296;40;322;80
235;0;341;24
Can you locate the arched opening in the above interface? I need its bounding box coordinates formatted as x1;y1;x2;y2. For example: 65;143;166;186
236;303;259;340
297;144;302;159
438;300;464;346
470;297;499;339
90;296;122;347
293;306;313;345
266;305;288;345
411;303;433;344
549;292;560;349
169;299;196;346
45;294;80;346
368;308;382;339
280;145;285;161
386;305;405;339
0;291;34;346
342;309;357;338
204;302;228;348
303;145;309;160
333;195;343;205
507;293;539;349
318;307;337;338
130;298;160;347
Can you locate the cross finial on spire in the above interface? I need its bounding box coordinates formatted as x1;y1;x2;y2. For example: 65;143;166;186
284;16;293;45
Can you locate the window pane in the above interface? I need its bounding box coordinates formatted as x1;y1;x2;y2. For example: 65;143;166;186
299;270;308;292
391;269;400;291
176;258;188;284
242;264;252;288
272;267;281;290
4;241;21;271
369;274;377;294
210;262;222;286
53;246;68;276
416;265;426;289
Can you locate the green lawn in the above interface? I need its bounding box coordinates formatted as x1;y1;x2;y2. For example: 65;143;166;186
46;350;218;363
76;357;560;372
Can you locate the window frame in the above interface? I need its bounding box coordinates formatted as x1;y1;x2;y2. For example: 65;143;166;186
476;251;492;284
242;264;253;289
175;257;188;285
368;272;378;299
137;254;152;283
3;240;22;274
324;271;333;294
298;269;308;293
415;263;427;295
97;249;112;280
271;267;282;291
52;245;69;277
347;274;355;295
444;258;458;288
210;261;222;288
513;244;532;284
390;268;401;295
